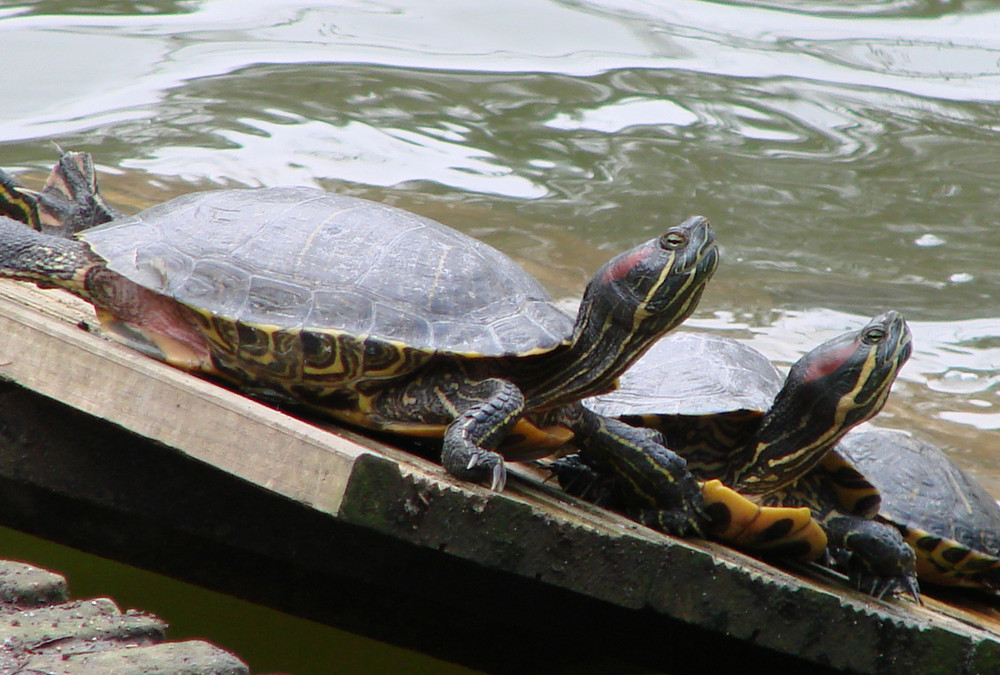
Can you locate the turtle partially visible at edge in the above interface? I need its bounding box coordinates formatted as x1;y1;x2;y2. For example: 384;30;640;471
838;428;1000;592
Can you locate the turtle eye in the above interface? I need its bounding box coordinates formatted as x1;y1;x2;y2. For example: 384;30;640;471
862;326;887;344
659;230;687;250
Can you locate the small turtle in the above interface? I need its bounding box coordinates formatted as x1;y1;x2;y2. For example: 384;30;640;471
0;152;718;531
837;428;1000;591
562;313;918;598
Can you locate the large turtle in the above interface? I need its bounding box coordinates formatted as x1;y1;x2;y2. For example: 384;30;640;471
560;313;919;598
837;428;1000;591
0;152;718;531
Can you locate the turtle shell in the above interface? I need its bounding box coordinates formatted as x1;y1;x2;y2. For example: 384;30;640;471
585;331;782;419
837;428;1000;587
584;331;790;482
80;187;573;358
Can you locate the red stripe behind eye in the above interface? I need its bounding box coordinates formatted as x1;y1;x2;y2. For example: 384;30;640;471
803;340;860;383
602;246;654;283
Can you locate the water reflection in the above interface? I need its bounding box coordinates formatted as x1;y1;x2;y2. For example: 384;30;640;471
128;111;546;197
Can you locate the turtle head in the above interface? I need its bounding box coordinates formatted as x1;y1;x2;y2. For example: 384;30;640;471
526;216;717;409
566;216;718;396
580;215;718;345
736;311;912;493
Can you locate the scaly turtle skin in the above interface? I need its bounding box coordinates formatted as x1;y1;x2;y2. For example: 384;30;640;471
566;313;918;598
0;152;718;532
837;428;1000;591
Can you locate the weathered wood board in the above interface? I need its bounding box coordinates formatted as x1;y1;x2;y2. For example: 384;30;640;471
0;280;998;674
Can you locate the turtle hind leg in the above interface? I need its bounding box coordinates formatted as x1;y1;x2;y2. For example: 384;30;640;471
34;150;121;235
0;151;118;235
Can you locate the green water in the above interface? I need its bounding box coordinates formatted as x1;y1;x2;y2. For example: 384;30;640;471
1;0;999;671
0;526;477;674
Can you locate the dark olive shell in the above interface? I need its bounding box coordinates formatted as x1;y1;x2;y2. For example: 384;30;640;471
585;331;782;419
838;428;1000;556
81;187;573;357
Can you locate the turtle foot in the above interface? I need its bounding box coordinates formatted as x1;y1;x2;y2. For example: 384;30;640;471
852;570;921;603
35;150;119;235
549;450;708;537
827;518;921;603
443;446;507;491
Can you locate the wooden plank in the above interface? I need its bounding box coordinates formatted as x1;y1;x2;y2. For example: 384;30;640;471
0;280;375;516
0;280;999;673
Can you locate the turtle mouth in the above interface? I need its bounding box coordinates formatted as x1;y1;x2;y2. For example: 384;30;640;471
695;236;720;279
670;216;719;280
864;310;913;382
634;223;718;332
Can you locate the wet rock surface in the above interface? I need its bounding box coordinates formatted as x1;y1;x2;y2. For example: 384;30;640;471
0;560;247;675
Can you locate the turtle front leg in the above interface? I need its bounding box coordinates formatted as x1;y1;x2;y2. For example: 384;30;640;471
554;404;708;537
439;378;525;492
823;513;920;602
376;374;524;491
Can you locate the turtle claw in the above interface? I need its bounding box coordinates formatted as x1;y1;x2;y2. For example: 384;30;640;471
462;450;506;491
826;516;921;602
853;571;922;604
491;462;507;492
442;443;507;492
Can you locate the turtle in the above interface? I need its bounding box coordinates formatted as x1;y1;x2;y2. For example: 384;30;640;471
557;312;919;598
551;332;830;560
0;151;718;532
836;428;1000;591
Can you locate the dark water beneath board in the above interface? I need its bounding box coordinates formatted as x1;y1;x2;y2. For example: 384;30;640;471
0;527;478;674
1;0;999;671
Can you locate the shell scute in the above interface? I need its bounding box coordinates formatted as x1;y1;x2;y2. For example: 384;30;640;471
81;187;572;357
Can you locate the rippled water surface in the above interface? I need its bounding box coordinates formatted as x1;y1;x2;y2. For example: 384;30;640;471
2;0;999;671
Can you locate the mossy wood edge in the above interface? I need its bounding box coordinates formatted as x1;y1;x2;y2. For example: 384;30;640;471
0;280;998;674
